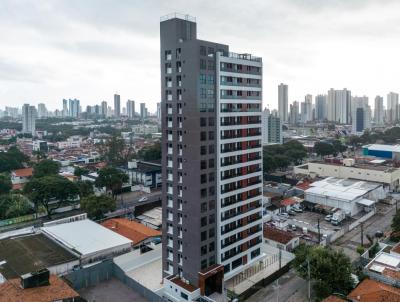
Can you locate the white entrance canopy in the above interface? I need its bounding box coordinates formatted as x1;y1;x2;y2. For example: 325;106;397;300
356;198;376;207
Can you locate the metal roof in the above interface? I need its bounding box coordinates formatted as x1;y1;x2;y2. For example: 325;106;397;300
42;219;132;257
364;144;400;153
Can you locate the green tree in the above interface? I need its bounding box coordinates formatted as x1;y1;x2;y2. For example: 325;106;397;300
391;210;400;241
23;175;79;218
137;142;162;161
0;194;34;219
95;167;129;198
314;142;335;157
102;135;131;165
76;180;94;198
0;146;29;173
0;174;12;194
332;140;347;155
80;194;116;220
33;159;60;178
293;244;354;301
74;167;90;178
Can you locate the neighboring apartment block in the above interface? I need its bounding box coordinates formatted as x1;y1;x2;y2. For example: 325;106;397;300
160;14;263;299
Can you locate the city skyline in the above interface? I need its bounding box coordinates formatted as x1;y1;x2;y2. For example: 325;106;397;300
1;0;400;111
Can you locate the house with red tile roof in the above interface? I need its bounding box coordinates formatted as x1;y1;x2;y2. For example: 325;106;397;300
263;225;300;251
11;167;33;187
102;218;161;247
347;278;400;302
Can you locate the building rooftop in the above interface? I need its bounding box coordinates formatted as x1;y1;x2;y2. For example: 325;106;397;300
12;167;33;177
41;219;132;257
305;177;381;202
167;275;198;292
322;296;347;302
0;233;78;279
347;278;400;302
160;13;196;22
364;144;400;153
126;161;161;173
0;274;79;302
101;218;161;246
263;226;297;245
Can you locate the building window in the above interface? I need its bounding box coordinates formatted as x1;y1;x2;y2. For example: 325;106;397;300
208;47;214;55
201;146;207;155
201;216;207;227
201;174;207;184
209;214;215;224
208;117;215;126
209;200;215;210
201;259;207;269
209;228;215;238
200;88;207;98
208;131;214;140
200;74;207;84
181;292;189;301
251;248;261;259
201;231;207;241
209;255;215;266
207;74;214;85
209;145;215;154
209;186;215;196
209;242;215;252
201;202;207;213
201;245;207;256
201;160;207;170
209;158;214;168
200;131;207;141
200;46;207;56
201;188;207;198
208;172;215;182
207;89;214;98
200;59;207;69
208;60;215;70
200;117;207;127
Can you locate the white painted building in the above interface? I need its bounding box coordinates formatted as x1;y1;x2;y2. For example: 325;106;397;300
304;177;386;216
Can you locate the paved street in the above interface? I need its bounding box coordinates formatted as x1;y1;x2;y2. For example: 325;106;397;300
333;203;396;261
246;269;309;302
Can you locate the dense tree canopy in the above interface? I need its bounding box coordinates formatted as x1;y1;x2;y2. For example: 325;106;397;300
136;142;161;161
95;167;129;198
0;146;30;173
0;174;12;195
0;194;34;220
74;167;90;178
23;175;79;218
293;244;354;301
263;140;307;173
33;159;60;178
76;180;94;198
80;194;116;220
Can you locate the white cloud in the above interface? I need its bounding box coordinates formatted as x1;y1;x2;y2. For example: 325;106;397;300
0;0;400;111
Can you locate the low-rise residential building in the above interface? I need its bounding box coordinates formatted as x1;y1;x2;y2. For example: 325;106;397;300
362;144;400;160
101;218;161;248
347;278;400;302
295;157;400;191
263;225;300;251
11;167;33;186
304;177;386;216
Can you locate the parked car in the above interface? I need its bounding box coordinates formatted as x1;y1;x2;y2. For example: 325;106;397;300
291;224;297;231
293;206;303;213
278;212;289;219
325;214;332;221
138;196;148;202
288;210;296;216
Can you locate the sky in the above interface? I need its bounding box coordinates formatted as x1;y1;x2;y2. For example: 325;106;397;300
1;0;400;112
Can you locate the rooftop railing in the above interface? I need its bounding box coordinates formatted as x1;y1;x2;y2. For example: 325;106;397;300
160;13;196;22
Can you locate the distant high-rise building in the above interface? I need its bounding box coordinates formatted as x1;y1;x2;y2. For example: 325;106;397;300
127;100;135;119
140;103;146;119
114;94;121;117
352;96;371;133
68;99;80;118
262;108;282;145
289;101;300;124
62;99;68;117
5;107;19;118
300;94;313;123
327;88;351;124
101;101;108;117
278;83;288;123
387;92;399;124
37;103;47;119
374;96;384;125
315;95;327;121
22;104;36;136
160;15;263;296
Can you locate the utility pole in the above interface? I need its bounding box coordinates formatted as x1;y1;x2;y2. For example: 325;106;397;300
317;218;321;244
360;222;364;247
275;278;279;302
307;258;311;301
279;248;282;270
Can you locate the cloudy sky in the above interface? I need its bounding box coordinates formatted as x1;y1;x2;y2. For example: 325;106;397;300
0;0;400;112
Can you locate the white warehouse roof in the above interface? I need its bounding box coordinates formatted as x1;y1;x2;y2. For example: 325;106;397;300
364;144;400;153
305;177;381;202
42;219;132;257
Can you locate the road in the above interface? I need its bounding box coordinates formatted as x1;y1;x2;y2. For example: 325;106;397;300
116;190;161;209
333;202;396;261
246;269;309;302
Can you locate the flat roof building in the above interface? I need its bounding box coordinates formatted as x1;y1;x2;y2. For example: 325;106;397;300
42;218;132;264
304;177;386;216
294;157;400;191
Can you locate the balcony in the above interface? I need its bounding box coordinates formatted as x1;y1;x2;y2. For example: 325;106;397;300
178;108;182;114
166;67;172;74
168;199;173;208
168;254;173;261
179;122;182;128
220;108;260;113
221;167;261;181
221;132;261;140
179;176;183;183
168;108;173;114
168;226;173;234
178;217;182;225
168;240;173;248
167;94;173;101
166;54;172;61
221;144;261;153
221;191;262;208
167;81;172;88
178;190;183;197
167;160;173;168
178;149;183;156
178;135;182;142
168;213;173;221
168;134;173;141
220;156;261;167
168;121;173;128
221;180;261;194
168;186;173;194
